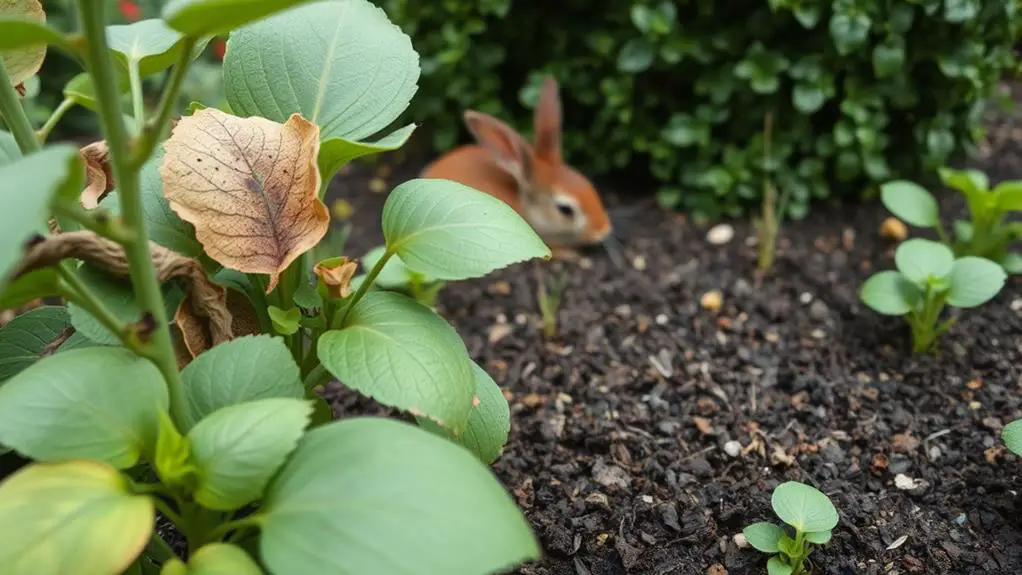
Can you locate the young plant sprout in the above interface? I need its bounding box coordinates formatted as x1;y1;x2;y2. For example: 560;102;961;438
354;245;447;308
860;238;1006;353
880;168;1022;274
743;481;839;575
1004;419;1022;456
535;267;570;338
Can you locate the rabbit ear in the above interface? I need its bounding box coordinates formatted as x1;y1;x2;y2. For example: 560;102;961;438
533;75;562;165
464;110;535;186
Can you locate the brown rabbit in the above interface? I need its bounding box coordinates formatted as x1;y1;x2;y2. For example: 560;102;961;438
420;76;612;256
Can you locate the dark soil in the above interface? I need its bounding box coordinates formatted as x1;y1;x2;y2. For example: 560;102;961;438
324;90;1022;574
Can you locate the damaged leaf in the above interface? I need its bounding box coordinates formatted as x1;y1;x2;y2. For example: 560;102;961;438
0;0;47;87
80;141;112;209
160;108;328;292
313;256;357;299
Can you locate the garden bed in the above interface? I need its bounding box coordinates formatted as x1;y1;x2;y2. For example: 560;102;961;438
323;103;1022;574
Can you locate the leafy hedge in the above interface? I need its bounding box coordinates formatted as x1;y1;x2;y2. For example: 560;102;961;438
375;0;1021;219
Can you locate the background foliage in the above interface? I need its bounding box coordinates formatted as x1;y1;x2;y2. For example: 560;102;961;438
374;0;1021;219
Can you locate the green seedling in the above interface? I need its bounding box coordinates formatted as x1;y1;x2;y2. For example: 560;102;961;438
860;238;1006;353
881;168;1022;274
535;267;570;339
1004;419;1022;456
755;111;792;274
354;244;447;308
743;481;839;575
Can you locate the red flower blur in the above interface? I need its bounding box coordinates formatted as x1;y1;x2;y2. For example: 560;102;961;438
118;0;141;22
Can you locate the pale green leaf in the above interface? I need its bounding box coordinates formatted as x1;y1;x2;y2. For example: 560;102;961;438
261;417;540;574
945;256;1007;308
382;179;551;281
0;130;20;165
880;180;939;227
0;460;153;575
0;4;57;86
994;181;1022;211
0;347;166;467
939;166;989;195
163;0;316;36
106;19;189;78
188;543;262;574
318;291;474;434
804;529;832;544
767;556;794;575
361;245;416;288
0;268;60;310
0;144;84;285
68;264;184;345
222;0;419;182
181;334;304;429
267;306;300;336
953;219;973;243
860;271;921;315
894;238;954;285
1003;419;1022;456
742;522;784;553
771;481;839;533
0;305;71;382
416;362;511;464
63;72;99;110
1000;252;1022;275
189;398;311;510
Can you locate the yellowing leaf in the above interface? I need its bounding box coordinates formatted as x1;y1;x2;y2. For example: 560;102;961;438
161;108;327;292
0;0;46;87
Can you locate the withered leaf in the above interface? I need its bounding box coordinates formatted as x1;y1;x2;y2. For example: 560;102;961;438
313;256;357;299
160;108;328;293
79;141;113;209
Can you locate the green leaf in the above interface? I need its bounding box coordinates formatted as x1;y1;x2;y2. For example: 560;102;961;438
181;334;304;429
742;522;785;553
617;38;655;73
767;556;794;575
895;238;954;285
860;271;921;315
293;279;322;310
1003;418;1022;456
880;180;940;227
993;181;1022;211
68;264;184;346
106;19;190;78
63;72;99;110
101;147;200;257
771;481;839;533
222;0;419;183
0;130;20;165
318;291;475;434
804;529;832;544
872;38;905;78
0;460;153;575
792;84;825;114
954;219;974;243
0;347;166;468
188;543;263;574
1000;252;1022;275
267;306;300;336
630;5;652;32
189;398;311;510
382;179;550;281
945;256;1007;308
0;305;71;382
261;417;539;574
154;410;197;492
0;144;84;284
0;268;60;310
417;362;510;465
776;533;799;557
829;13;870;55
361;245;417;288
162;0;317;36
0;15;74;81
939;167;989;196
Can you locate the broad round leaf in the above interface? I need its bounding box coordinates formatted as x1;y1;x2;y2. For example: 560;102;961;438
382;179;551;281
0;130;20;165
181;335;304;429
189;397;311;510
68;264;184;346
994;181;1022;211
804;529;832;544
318;291;475;433
1000;252;1022;275
859;271;921;316
770;481;839;533
0;1;48;86
417;362;511;464
0;305;70;382
945;256;1007;308
222;0;419;181
880;180;939;227
0;460;153;575
767;556;794;575
260;417;540;574
0;347;167;467
742;522;784;553
894;238;954;285
0;144;84;284
1003;419;1022;456
188;543;262;574
163;0;316;36
105;19;188;78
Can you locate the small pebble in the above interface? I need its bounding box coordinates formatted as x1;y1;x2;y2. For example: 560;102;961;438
880;216;909;241
723;440;742;458
700;290;723;312
615;304;632;318
368;177;387;193
732;533;749;549
633;255;647;271
799;292;813;304
809;300;829;320
707;223;734;245
1012;298;1022;312
655;313;668;325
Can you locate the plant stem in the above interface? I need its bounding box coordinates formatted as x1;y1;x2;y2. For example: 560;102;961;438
128;63;145;136
144;531;179;563
57;266;150;357
333;249;391;328
52;203;136;243
0;60;39;153
205;514;263;543
37;98;76;143
303;363;330;392
77;0;192;429
133;37;195;167
152;496;186;527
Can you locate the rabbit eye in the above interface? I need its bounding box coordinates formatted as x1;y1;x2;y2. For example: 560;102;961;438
555;202;576;219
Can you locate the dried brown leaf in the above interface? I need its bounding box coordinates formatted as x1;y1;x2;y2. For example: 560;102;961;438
313;257;357;299
1;0;46;87
79;141;113;209
161;108;328;293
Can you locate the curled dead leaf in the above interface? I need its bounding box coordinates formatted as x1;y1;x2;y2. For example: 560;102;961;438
313;256;357;299
160;108;328;293
79;141;113;208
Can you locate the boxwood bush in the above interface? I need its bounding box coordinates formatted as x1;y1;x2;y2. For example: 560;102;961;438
375;0;1021;219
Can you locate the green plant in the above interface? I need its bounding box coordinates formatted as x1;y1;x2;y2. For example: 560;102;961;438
881;168;1022;274
1004;418;1022;456
0;1;546;573
535;266;569;339
743;481;839;575
755;111;792;273
860;238;1006;353
374;0;1021;219
351;244;447;308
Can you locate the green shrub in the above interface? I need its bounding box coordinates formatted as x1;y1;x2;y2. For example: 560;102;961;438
375;0;1021;219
